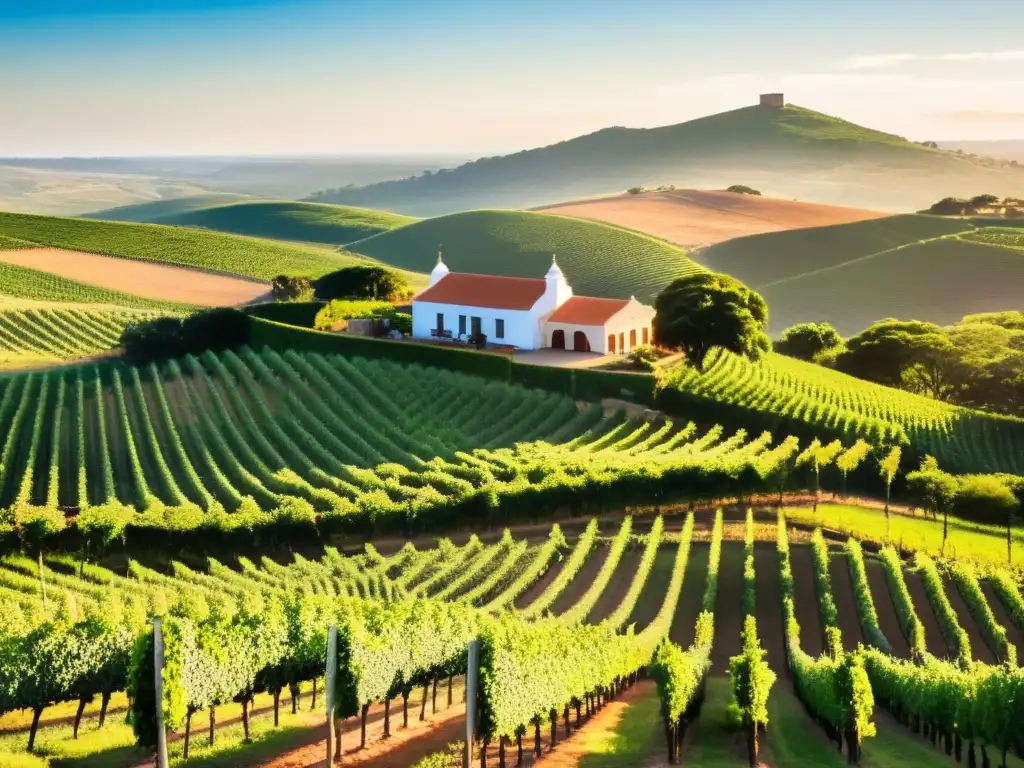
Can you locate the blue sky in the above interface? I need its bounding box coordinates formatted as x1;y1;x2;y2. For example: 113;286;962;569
2;0;1024;155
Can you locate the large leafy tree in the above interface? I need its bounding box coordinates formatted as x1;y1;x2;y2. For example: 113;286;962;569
653;273;770;372
773;322;841;361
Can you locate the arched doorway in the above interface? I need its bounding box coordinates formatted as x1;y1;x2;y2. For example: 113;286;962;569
629;329;637;349
607;334;616;354
551;329;565;349
573;331;591;352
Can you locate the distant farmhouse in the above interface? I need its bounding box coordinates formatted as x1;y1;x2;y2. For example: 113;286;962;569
759;93;784;107
411;254;655;354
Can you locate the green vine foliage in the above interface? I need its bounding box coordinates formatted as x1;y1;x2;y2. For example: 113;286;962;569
947;562;1016;664
742;509;755;619
844;538;891;653
728;615;775;735
809;529;841;657
877;546;927;660
988;568;1024;632
558;517;632;624
520;519;597;618
605;515;665;629
914;553;972;667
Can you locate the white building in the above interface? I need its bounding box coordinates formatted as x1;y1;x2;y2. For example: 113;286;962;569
410;254;656;354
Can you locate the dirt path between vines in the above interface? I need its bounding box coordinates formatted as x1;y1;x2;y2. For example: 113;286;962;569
586;547;645;624
982;579;1024;651
903;570;951;658
828;549;864;651
257;681;468;768
942;575;997;664
864;560;911;658
788;545;824;658
711;542;745;672
753;543;787;672
550;541;610;617
514;544;568;610
670;542;709;646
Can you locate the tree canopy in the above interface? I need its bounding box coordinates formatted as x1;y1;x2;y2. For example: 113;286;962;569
774;322;842;361
312;265;412;302
653;273;769;372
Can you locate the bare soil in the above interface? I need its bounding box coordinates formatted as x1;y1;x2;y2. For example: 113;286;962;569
864;560;911;658
711;541;745;673
627;547;677;633
514;546;569;610
538;189;887;249
903;570;951;659
981;579;1024;650
669;542;709;647
257;680;467;768
550;542;610;617
585;547;646;624
753;543;787;672
827;550;864;651
942;576;997;664
0;247;268;306
788;545;824;658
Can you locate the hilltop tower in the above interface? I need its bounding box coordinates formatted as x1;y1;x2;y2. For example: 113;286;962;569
759;93;784;108
545;255;573;306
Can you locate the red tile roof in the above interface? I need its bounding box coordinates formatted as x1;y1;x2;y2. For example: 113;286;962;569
413;272;547;310
548;296;630;325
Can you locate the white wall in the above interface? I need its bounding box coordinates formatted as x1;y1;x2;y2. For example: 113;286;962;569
606;300;656;354
412;300;540;349
544;322;606;353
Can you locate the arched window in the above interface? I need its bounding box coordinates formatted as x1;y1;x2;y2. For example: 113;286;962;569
629;329;637;349
551;329;566;349
607;334;616;354
642;327;649;345
573;331;591;352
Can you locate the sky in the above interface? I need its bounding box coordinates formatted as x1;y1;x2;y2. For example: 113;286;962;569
2;0;1024;156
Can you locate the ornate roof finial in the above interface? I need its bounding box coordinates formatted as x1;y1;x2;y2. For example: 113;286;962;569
437;244;444;265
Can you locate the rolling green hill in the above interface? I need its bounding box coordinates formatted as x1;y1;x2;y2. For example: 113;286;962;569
85;197;415;245
0;211;357;280
308;103;1024;215
699;216;1024;335
346;209;703;302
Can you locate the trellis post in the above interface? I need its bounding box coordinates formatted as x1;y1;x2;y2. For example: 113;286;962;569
326;624;338;764
154;618;169;768
464;639;480;768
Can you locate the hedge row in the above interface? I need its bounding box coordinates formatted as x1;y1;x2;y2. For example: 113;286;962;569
244;301;326;329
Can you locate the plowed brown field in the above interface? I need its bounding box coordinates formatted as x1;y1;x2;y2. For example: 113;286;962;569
539;189;886;248
0;247;268;306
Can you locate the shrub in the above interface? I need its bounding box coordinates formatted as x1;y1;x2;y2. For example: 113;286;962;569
121;308;250;364
952;474;1019;526
271;274;313;302
626;345;659;370
626;186;646;195
727;185;762;196
312;265;412;302
774;322;842;362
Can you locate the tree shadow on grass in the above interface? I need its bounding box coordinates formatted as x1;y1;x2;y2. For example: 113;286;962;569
574;687;662;767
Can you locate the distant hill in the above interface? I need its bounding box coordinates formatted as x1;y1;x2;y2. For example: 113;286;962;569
698;215;1024;335
307;102;1024;215
0;211;354;280
346;210;703;303
538;188;887;248
941;140;1024;163
85;197;415;246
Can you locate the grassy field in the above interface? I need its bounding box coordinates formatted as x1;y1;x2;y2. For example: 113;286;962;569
0;261;196;312
0;211;357;281
699;216;1024;335
664;348;1024;476
86;198;416;246
785;504;1024;570
347;209;703;303
81;193;255;221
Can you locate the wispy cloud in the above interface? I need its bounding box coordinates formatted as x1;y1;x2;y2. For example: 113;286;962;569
839;50;1024;70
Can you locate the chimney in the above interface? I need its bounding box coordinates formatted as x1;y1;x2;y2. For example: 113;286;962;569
759;93;784;108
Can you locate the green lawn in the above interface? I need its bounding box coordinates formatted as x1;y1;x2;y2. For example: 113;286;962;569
563;684;664;767
347;209;703;304
0;211;357;281
784;504;1023;571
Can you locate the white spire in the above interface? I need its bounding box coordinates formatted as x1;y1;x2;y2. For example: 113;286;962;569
428;247;450;287
545;254;564;280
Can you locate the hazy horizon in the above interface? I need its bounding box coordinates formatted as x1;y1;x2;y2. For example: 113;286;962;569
3;0;1024;156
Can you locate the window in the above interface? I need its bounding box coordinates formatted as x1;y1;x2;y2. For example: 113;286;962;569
642;327;649;345
495;318;505;339
458;314;467;336
435;312;444;331
629;329;637;348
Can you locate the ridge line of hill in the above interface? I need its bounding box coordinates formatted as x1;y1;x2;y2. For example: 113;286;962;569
753;230;975;290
